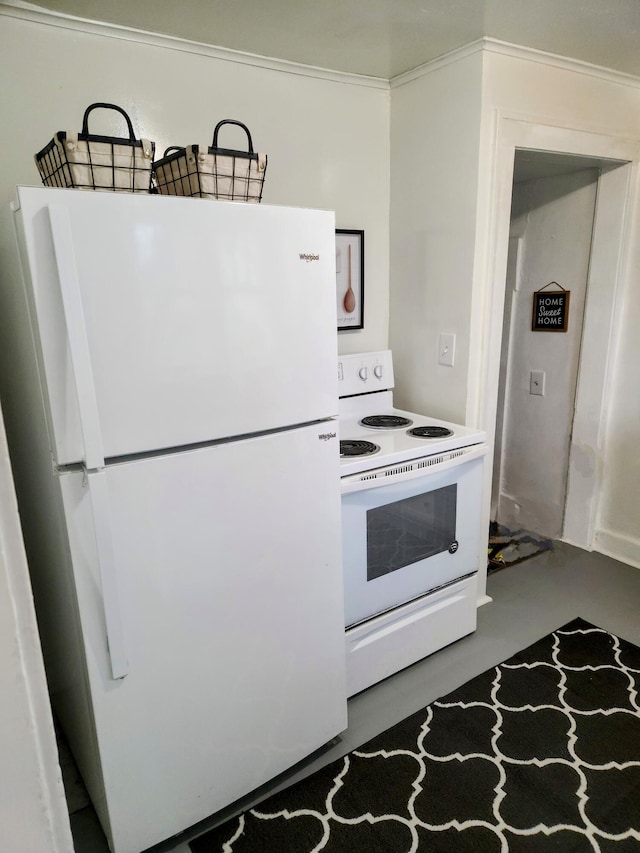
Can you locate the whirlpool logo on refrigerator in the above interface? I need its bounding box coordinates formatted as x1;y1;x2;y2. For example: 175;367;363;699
299;253;320;262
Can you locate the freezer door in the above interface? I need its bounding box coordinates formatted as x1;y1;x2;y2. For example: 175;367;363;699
15;186;337;465
59;422;346;853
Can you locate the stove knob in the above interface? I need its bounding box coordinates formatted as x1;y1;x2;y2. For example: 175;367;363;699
358;366;368;381
373;365;383;379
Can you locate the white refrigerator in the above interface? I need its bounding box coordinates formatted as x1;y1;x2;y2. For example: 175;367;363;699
5;186;347;853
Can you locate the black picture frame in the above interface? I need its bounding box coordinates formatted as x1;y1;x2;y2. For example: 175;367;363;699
336;229;364;331
532;288;570;332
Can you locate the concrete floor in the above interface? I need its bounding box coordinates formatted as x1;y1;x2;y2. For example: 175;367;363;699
68;542;640;852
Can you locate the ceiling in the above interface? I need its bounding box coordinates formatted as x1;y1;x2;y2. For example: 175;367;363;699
22;0;640;80
513;151;625;183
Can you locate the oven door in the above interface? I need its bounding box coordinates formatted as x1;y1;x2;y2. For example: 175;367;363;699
341;445;486;627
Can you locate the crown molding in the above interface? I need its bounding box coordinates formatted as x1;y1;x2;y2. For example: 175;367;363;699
390;39;486;87
4;3;639;93
0;1;390;90
391;37;640;90
484;39;640;90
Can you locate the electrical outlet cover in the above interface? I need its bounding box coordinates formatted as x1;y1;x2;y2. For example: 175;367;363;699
530;370;545;396
439;333;455;367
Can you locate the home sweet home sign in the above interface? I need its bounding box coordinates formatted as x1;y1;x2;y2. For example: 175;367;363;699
532;282;570;332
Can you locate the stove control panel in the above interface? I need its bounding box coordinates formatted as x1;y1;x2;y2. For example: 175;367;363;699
338;350;394;398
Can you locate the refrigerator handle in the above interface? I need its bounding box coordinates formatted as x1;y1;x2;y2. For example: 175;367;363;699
87;469;128;679
47;204;105;471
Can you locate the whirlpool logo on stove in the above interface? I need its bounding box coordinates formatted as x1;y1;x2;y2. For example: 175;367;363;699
299;253;320;262
318;431;336;442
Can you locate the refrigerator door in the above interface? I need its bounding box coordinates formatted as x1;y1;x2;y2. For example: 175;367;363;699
14;186;338;466
58;422;346;853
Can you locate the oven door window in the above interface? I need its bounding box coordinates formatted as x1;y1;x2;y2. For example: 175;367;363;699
367;484;456;580
341;453;484;628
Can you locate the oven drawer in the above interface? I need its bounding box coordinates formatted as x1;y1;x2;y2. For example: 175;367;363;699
345;573;478;696
341;449;485;627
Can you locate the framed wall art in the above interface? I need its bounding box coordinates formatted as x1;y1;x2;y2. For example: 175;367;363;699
336;229;364;331
532;281;570;332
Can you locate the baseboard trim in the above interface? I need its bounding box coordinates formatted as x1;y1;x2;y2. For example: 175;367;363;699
593;528;640;570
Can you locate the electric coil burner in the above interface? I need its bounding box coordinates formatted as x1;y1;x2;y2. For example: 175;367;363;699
337;350;488;698
359;414;413;429
407;425;454;439
340;439;380;458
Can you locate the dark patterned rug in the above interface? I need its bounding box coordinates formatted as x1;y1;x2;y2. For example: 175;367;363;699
190;618;640;852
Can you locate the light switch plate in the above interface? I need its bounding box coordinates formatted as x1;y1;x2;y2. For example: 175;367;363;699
530;370;545;396
439;333;455;367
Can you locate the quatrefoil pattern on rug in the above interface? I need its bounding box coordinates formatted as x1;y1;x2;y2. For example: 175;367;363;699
191;618;640;852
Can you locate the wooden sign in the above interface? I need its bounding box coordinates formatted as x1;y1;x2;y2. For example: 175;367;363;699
532;282;570;332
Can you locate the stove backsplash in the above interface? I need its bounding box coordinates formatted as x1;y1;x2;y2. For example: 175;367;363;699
338;350;394;398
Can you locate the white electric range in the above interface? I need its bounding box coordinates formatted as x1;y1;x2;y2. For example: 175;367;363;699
338;350;487;696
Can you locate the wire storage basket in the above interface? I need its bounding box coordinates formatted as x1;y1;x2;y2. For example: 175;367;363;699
154;120;267;203
35;103;155;193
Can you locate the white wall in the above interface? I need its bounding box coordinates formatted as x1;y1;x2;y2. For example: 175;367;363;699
595;180;640;566
0;9;390;357
389;48;484;423
388;43;640;592
478;49;640;568
497;170;598;538
0;403;73;853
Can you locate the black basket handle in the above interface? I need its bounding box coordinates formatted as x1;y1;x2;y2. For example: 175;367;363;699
82;103;137;142
212;120;254;153
163;146;185;157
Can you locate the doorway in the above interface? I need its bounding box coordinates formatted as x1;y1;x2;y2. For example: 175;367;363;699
492;152;604;542
474;120;636;602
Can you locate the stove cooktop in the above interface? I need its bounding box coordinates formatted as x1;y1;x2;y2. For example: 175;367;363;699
337;351;486;476
338;406;485;476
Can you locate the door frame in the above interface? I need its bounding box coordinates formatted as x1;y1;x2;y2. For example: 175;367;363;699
471;115;638;600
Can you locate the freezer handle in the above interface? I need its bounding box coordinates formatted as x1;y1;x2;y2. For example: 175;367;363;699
47;204;105;471
87;470;128;679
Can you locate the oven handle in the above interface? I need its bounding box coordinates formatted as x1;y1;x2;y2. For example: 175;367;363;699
340;443;487;494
